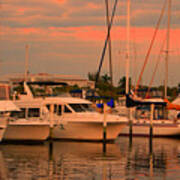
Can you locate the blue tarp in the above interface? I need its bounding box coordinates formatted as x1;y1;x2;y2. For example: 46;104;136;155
96;98;114;108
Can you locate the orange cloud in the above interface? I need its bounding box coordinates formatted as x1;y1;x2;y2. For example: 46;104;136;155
1;25;180;47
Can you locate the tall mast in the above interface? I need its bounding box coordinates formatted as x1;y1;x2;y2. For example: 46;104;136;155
164;0;171;99
25;44;29;82
95;0;118;85
126;0;130;94
105;0;113;85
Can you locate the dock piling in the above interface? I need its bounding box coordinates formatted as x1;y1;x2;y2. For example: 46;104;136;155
103;103;107;153
129;108;133;140
149;104;154;151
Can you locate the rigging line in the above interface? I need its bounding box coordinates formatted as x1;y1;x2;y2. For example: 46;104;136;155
95;0;118;86
134;0;167;94
145;37;166;98
105;0;113;86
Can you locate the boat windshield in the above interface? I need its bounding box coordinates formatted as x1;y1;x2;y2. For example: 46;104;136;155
68;103;95;112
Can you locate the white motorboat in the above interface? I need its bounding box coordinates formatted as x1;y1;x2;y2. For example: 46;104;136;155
0;100;20;142
42;96;128;141
15;82;128;141
3;99;50;141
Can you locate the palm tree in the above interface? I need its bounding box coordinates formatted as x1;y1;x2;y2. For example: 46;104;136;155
101;73;111;84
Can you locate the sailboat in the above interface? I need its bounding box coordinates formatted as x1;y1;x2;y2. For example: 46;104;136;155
119;0;180;137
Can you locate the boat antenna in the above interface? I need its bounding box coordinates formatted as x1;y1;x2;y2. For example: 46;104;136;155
25;44;29;82
95;0;118;86
105;0;113;86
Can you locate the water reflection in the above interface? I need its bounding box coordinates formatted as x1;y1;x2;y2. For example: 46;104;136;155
0;137;179;180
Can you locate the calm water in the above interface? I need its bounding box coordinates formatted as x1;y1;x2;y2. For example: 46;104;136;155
0;137;180;180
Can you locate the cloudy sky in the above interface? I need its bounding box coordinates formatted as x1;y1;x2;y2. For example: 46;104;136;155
0;0;180;86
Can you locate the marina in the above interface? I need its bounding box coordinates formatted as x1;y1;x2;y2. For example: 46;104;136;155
0;137;180;179
0;0;180;179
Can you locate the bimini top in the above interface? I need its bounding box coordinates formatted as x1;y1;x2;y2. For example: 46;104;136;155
0;100;20;112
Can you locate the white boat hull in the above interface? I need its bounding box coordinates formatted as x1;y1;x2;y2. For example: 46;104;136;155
0;127;6;142
52;122;126;141
3;122;50;141
0;118;7;142
119;121;180;137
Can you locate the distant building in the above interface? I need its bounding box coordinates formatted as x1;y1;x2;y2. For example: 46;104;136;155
0;83;10;100
1;73;95;89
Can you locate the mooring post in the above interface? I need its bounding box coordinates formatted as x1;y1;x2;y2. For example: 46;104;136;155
149;103;154;151
103;103;107;153
48;105;55;179
49;104;54;156
129;108;133;140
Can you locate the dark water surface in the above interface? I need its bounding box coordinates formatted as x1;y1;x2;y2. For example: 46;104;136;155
0;137;180;180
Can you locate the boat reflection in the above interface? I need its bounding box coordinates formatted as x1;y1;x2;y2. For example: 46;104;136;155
0;145;49;180
0;137;179;179
115;137;180;179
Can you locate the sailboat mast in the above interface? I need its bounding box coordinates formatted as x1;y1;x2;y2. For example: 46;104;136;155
95;0;118;85
126;0;130;94
105;0;113;85
25;44;29;82
164;0;171;99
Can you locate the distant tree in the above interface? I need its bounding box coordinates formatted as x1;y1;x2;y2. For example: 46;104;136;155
88;72;97;81
118;76;126;89
13;85;24;94
101;73;111;84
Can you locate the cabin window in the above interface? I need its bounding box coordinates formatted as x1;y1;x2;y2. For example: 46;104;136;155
53;104;57;113
154;105;165;119
64;105;72;113
68;103;95;112
46;104;50;110
10;108;25;118
68;104;85;112
81;104;95;112
53;104;62;115
46;104;58;113
57;105;62;115
28;108;40;117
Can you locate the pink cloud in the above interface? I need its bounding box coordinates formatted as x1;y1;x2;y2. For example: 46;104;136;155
1;25;180;47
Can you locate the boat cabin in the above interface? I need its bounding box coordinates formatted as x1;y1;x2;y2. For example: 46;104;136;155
10;99;46;120
43;97;95;116
135;104;166;120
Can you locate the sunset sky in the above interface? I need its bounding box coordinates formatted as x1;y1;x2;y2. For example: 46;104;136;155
0;0;180;86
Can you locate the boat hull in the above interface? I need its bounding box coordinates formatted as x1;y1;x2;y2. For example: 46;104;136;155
0;118;7;142
52;122;126;141
3;124;50;141
0;127;6;142
119;122;180;137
